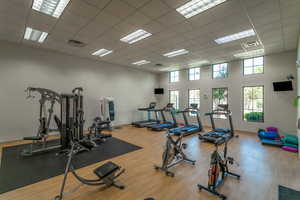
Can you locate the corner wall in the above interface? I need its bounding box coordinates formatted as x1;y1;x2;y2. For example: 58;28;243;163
0;41;158;142
158;51;297;134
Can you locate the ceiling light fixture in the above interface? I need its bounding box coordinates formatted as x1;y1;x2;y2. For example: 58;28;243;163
24;27;48;43
215;29;256;44
132;60;151;65
234;49;265;58
92;49;113;57
32;0;70;18
163;49;189;58
120;29;152;44
177;0;227;19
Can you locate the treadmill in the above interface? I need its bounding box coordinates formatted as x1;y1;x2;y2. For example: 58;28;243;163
169;104;203;137
199;104;235;143
132;102;160;128
148;103;177;131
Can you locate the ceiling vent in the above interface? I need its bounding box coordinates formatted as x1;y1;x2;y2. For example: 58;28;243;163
155;63;163;67
68;39;86;47
242;41;260;49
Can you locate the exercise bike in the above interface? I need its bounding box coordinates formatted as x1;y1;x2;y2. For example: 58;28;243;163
55;141;125;200
197;137;240;200
154;130;195;177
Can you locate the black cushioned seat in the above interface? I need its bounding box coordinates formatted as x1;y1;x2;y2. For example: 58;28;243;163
23;136;43;140
94;161;119;178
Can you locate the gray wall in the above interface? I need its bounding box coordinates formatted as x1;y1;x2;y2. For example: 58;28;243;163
0;41;158;142
158;51;297;134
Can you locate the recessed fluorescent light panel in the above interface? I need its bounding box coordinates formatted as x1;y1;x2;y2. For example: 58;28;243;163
163;49;189;58
92;49;113;57
24;27;48;43
234;49;265;58
32;0;70;18
215;29;256;44
132;60;151;65
177;0;227;19
120;29;152;44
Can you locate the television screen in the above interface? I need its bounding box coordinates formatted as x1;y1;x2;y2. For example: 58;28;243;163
273;81;293;91
154;88;164;94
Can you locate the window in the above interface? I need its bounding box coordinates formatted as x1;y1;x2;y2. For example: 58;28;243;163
188;89;200;116
213;63;228;79
243;56;264;75
169;90;179;109
212;88;228;119
243;86;264;122
170;71;179;82
188;68;200;80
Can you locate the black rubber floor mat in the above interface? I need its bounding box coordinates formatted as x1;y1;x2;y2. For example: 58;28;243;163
279;185;300;200
0;137;142;194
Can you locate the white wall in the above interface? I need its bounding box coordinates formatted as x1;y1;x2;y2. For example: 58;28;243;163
0;41;158;142
158;51;297;134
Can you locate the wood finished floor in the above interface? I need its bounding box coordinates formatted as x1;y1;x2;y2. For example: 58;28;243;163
0;126;300;200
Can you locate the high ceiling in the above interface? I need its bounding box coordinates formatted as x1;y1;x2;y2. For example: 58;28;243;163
0;0;299;72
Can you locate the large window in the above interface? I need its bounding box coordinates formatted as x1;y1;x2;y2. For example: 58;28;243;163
169;90;179;109
170;71;179;83
213;63;228;79
188;89;200;116
243;86;264;122
212;88;228;118
243;56;264;75
188;68;200;80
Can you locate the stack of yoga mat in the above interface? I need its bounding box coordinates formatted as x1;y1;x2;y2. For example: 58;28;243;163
258;127;299;153
258;127;283;147
281;134;298;153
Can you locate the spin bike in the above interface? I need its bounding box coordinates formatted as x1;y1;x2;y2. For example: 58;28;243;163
154;130;195;177
197;137;240;200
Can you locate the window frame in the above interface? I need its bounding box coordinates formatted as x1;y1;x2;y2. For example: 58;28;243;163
169;90;179;110
243;56;264;76
212;63;228;79
188;67;201;81
212;87;228;119
242;85;264;123
188;89;201;116
169;71;179;83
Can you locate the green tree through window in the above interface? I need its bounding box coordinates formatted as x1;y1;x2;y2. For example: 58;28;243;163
243;86;264;122
212;88;228;118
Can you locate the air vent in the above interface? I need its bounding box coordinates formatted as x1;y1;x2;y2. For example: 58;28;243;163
155;63;163;67
242;41;260;49
68;39;86;47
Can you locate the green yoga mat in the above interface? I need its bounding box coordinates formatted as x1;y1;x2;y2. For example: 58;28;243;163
279;185;300;200
282;134;298;145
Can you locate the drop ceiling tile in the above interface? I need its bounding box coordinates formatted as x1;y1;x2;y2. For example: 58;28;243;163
27;11;57;32
0;25;23;43
162;0;190;8
83;0;111;9
104;0;136;19
67;0;101;20
157;11;186;27
142;20;165;34
139;0;171;19
92;11;123;28
123;11;152;27
122;0;151;8
74;22;111;44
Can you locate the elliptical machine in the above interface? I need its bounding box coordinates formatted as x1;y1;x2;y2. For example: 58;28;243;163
197;137;240;200
154;130;196;177
88;117;112;144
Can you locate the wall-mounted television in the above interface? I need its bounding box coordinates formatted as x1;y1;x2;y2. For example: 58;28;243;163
273;81;293;91
154;88;164;94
